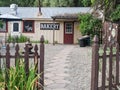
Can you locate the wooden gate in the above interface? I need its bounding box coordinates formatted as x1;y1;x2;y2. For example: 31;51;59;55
91;35;120;90
91;21;120;90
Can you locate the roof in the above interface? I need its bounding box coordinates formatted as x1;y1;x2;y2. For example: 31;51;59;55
0;13;21;19
0;7;92;19
52;13;79;20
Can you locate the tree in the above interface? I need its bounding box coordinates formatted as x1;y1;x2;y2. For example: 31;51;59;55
91;0;118;21
68;0;74;7
0;0;11;6
42;0;50;7
17;0;35;7
59;0;69;7
50;0;59;7
82;0;91;7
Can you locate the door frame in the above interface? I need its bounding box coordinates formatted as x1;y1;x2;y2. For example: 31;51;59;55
64;22;74;44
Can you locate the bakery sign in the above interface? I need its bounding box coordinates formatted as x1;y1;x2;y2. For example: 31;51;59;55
40;23;60;30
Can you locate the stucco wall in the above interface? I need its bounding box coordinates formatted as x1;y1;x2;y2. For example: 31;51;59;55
0;20;82;44
22;20;64;44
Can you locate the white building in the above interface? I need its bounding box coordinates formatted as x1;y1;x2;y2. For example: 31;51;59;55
0;4;92;44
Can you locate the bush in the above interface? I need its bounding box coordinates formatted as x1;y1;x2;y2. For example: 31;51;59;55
7;35;28;43
78;13;102;38
44;40;49;44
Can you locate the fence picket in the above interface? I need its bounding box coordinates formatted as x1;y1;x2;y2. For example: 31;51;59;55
5;44;10;90
91;35;99;90
102;44;107;90
39;35;44;90
34;44;38;72
24;44;29;77
0;53;2;70
15;44;19;66
116;43;119;88
109;45;113;90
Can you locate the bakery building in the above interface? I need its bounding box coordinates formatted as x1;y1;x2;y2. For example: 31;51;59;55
0;4;91;44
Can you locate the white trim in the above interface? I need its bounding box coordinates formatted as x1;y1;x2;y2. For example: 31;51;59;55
11;21;21;36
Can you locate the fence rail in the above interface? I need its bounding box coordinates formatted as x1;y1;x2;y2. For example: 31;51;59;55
91;35;120;90
0;35;44;90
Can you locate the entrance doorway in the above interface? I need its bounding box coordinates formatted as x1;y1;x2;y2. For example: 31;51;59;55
64;22;74;44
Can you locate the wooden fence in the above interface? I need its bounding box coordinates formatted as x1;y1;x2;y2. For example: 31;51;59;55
0;35;44;90
91;35;120;90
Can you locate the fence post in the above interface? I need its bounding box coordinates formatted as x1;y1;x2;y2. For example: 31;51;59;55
0;53;2;70
5;44;10;90
116;43;119;87
91;35;99;90
39;35;44;90
34;44;38;71
24;44;29;77
15;44;19;66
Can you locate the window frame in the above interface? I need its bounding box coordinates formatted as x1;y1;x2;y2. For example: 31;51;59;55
13;22;19;32
65;22;73;34
23;20;34;33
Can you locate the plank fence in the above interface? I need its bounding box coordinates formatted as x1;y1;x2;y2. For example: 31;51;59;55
91;35;120;90
0;35;45;90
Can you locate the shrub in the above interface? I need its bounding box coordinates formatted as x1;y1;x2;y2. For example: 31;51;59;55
18;35;28;42
44;40;49;44
78;13;102;38
7;35;28;43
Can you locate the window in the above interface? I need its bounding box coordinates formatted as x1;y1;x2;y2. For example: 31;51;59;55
0;21;7;32
65;23;73;34
23;20;34;33
13;23;19;32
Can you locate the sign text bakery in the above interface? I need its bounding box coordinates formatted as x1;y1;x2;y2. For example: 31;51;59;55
40;23;60;30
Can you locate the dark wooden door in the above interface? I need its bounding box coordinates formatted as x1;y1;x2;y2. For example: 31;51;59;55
64;22;74;44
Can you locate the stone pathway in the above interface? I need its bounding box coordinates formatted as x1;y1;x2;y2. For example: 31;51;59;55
44;45;74;90
44;45;91;90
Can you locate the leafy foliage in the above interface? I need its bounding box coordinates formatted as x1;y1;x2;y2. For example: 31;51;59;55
109;5;120;22
7;34;28;43
91;0;120;21
78;13;102;37
82;0;91;7
0;21;3;28
0;59;41;90
0;0;92;7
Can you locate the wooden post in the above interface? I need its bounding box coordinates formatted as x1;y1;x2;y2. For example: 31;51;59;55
109;44;113;90
53;18;55;45
5;44;10;90
91;35;99;90
0;53;1;70
24;44;29;77
101;44;107;90
34;44;38;73
15;44;19;66
116;43;119;87
39;35;44;90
